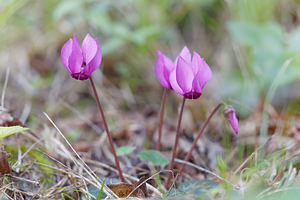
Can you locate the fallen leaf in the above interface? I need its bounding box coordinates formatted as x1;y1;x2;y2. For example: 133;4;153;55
107;182;145;198
0;151;11;176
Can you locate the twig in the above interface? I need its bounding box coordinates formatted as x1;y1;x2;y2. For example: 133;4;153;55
12;139;41;169
233;152;255;176
7;175;40;186
61;101;103;135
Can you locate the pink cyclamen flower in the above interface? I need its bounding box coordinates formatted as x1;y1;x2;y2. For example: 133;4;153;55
155;50;176;89
170;46;212;99
224;107;239;134
61;33;102;80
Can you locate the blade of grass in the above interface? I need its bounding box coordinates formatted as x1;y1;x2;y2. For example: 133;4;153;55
43;112;117;199
96;179;105;200
258;59;292;161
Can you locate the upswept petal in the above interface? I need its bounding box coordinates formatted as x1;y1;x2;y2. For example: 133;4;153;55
155;50;173;89
196;58;212;89
162;52;174;76
169;68;183;95
68;34;83;74
82;33;98;64
192;72;203;95
61;39;72;71
174;46;191;66
176;56;193;94
82;38;102;76
191;51;201;75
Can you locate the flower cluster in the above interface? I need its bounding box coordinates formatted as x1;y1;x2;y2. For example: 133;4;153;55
60;33;240;185
155;46;212;99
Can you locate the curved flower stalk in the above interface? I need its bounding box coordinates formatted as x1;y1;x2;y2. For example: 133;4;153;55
178;104;239;176
61;34;125;182
61;33;102;80
165;46;213;189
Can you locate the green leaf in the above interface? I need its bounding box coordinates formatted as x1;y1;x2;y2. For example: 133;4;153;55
88;178;115;200
0;126;29;139
88;184;107;200
138;150;168;166
116;145;136;156
168;180;220;197
61;193;75;200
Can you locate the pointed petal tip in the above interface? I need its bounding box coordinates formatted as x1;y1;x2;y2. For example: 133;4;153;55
156;50;163;56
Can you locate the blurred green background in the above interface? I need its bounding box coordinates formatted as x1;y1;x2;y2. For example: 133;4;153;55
1;0;300;134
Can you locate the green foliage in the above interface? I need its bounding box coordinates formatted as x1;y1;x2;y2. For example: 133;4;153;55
87;180;108;200
0;0;30;26
0;126;29;139
230;0;278;23
5;145;54;185
168;180;220;198
217;156;227;176
116;145;136;156
61;193;75;200
88;178;115;200
227;21;300;90
225;20;300;115
138;150;168;166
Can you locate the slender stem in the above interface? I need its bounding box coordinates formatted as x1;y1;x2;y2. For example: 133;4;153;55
89;77;125;182
178;103;223;175
165;97;186;189
156;88;167;151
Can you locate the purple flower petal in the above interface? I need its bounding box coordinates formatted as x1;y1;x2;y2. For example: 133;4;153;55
176;56;193;94
191;72;203;96
82;33;98;64
174;46;191;66
225;107;239;135
82;38;102;76
155;50;174;89
169;68;183;95
192;52;212;89
68;34;83;74
61;38;72;71
191;51;201;75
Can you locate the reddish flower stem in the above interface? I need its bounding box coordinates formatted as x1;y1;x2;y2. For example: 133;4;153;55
156;88;167;151
89;77;125;182
165;97;186;189
178;103;223;175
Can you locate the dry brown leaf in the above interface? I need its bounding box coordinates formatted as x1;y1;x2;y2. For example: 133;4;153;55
107;182;145;198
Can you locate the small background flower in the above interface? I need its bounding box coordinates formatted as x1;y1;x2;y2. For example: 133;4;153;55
224;106;239;134
61;33;102;80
